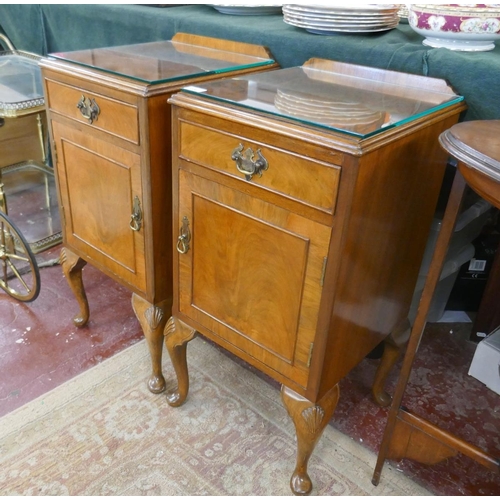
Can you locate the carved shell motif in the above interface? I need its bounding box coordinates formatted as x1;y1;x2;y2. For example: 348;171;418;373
145;305;164;330
301;406;325;435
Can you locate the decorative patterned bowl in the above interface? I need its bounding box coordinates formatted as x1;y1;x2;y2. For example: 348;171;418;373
408;4;500;51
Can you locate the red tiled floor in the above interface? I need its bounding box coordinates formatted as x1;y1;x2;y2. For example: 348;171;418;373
0;245;143;417
1;246;499;495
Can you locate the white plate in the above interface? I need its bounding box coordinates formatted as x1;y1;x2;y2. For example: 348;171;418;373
283;4;398;15
283;5;398;18
282;11;398;25
283;14;398;32
282;9;397;23
210;5;282;15
303;25;397;34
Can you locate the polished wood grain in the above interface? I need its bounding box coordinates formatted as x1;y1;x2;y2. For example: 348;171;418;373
168;60;466;494
281;384;340;496
45;79;139;144
176;169;330;389
374;120;500;486
60;247;89;327
51;121;146;292
373;170;468;487
372;319;411;407
40;35;278;393
172;32;275;60
179;120;341;213
164;316;197;407
388;409;499;472
132;293;171;393
303;58;458;103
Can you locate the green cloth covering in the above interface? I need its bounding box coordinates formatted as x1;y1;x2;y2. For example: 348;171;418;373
1;4;499;121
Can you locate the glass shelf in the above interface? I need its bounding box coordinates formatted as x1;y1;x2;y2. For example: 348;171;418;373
49;40;275;85
0;52;44;117
181;62;465;139
1;162;61;253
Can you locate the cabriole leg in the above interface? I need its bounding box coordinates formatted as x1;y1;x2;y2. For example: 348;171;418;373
281;384;340;496
60;247;89;327
372;319;411;407
164;316;197;407
132;293;170;394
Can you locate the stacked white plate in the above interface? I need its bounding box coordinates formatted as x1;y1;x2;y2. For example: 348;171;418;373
282;4;400;35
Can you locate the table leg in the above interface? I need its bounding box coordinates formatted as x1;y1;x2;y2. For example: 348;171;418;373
60;247;89;327
372;319;411;407
281;384;340;496
132;293;171;394
164;316;197;407
372;170;467;486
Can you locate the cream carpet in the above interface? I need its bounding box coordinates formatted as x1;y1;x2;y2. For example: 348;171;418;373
0;337;430;496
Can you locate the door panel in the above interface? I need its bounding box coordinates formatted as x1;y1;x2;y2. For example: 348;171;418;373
192;195;308;362
177;170;331;387
52;121;146;291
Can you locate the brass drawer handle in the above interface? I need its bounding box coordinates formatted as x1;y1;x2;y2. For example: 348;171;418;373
231;143;268;181
176;216;191;254
129;196;142;232
77;94;100;124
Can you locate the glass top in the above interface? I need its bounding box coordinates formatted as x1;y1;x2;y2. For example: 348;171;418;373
50;40;275;85
0;53;44;117
181;63;464;139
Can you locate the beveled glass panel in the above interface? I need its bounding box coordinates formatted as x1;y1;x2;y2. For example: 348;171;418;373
182;63;464;138
50;40;275;84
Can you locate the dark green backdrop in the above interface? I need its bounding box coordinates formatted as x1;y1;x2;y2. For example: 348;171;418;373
1;4;499;121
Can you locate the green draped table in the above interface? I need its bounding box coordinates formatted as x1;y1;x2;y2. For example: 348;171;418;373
1;4;499;122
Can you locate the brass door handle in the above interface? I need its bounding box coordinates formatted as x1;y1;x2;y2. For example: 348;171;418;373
176;216;191;254
129;196;142;231
231;143;268;181
77;94;100;124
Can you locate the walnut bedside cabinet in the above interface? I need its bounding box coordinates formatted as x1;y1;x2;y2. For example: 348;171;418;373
39;33;278;393
165;59;466;495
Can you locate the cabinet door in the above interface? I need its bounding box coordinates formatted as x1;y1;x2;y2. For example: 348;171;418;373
52;121;146;292
177;170;331;389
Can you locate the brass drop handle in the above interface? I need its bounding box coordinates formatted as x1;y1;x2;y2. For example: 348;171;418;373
129;196;142;232
77;94;100;124
231;143;268;181
176;216;191;254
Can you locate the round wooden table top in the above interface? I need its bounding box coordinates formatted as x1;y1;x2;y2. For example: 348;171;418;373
439;120;500;209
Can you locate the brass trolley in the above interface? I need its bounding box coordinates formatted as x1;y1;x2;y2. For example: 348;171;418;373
0;35;61;301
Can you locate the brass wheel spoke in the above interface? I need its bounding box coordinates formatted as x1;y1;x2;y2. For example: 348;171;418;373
0;213;40;302
4;252;30;263
6;259;31;292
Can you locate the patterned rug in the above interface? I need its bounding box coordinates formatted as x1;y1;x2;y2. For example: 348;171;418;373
0;337;430;496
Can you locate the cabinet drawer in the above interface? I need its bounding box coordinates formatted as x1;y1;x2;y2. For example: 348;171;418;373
179;120;341;214
45;79;139;144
